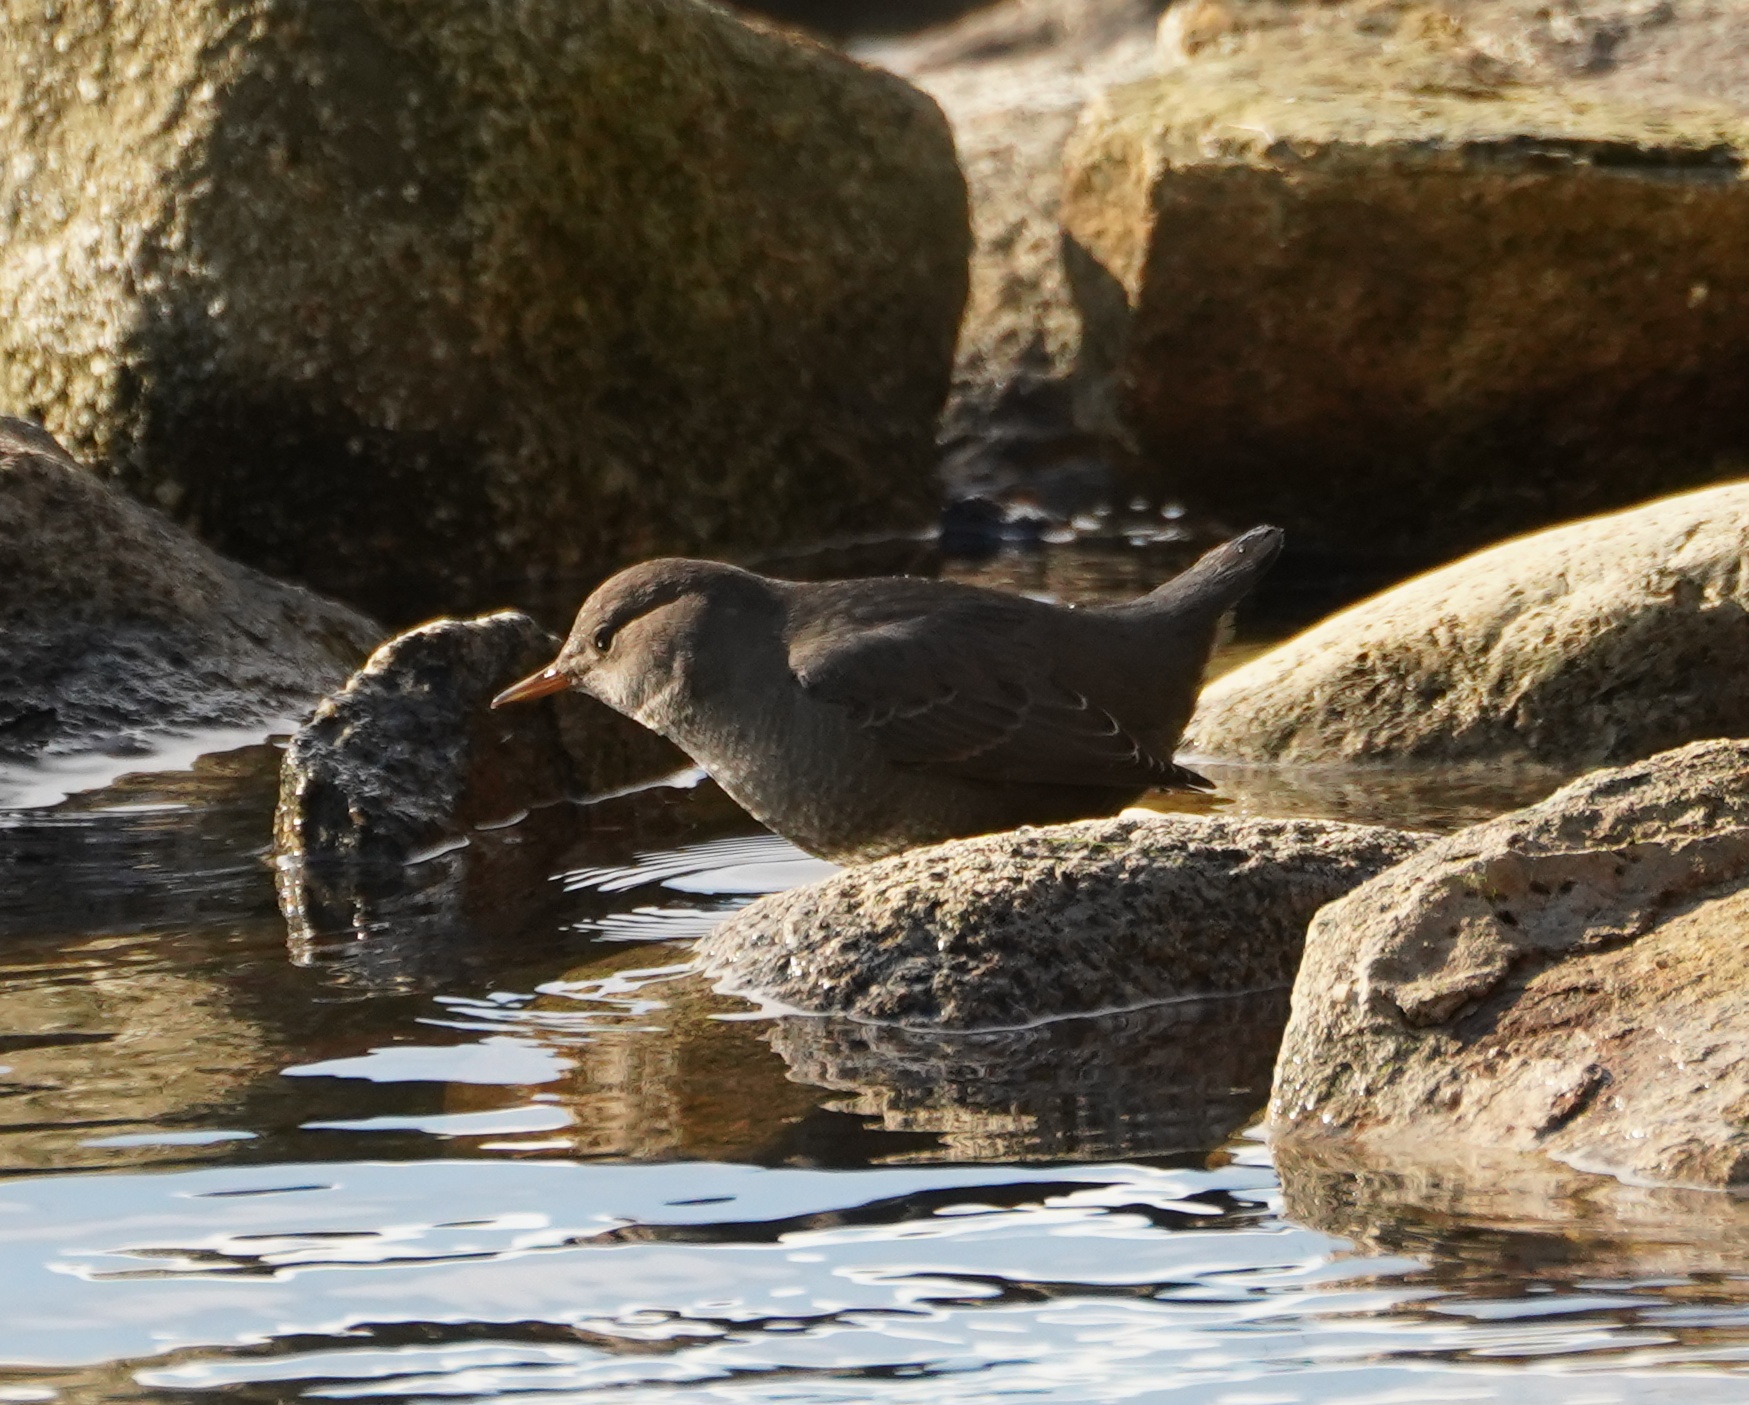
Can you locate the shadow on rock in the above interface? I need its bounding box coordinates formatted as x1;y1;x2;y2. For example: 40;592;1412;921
764;988;1290;1162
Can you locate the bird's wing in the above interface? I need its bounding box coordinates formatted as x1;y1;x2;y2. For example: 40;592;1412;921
788;598;1207;791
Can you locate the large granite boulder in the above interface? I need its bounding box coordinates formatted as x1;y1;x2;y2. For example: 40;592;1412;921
0;418;378;766
1184;483;1749;767
0;0;967;618
1271;739;1749;1190
698;812;1427;1026
1060;2;1749;561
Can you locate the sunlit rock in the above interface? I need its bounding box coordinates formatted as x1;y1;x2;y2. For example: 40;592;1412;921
1185;483;1749;767
1271;738;1749;1190
0;0;966;618
1061;5;1749;560
0;418;379;762
699;812;1428;1027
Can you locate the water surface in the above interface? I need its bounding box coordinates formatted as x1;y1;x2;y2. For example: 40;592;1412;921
3;538;1743;1403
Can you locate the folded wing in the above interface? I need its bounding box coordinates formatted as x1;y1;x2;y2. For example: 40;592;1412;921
790;599;1208;791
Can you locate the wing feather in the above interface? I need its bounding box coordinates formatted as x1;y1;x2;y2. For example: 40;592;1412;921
788;598;1206;791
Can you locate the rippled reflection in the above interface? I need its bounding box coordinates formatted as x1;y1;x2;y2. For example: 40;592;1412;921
2;540;1746;1402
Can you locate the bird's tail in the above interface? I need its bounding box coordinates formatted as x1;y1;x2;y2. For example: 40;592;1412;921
1139;525;1284;620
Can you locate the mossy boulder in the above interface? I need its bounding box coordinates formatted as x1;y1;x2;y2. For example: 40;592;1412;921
0;0;968;619
1060;9;1749;561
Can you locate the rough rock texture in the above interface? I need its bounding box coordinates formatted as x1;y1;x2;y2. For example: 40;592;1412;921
766;988;1288;1160
0;0;967;618
1271;738;1749;1190
274;611;680;871
698;812;1428;1026
1184;483;1749;767
871;0;1164;505
0;417;379;760
1061;1;1749;560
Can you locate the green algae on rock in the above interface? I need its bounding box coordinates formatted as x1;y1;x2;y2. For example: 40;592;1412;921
1184;481;1749;767
0;0;968;618
1060;12;1749;562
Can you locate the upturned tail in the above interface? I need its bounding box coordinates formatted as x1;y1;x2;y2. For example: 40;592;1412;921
1138;525;1284;621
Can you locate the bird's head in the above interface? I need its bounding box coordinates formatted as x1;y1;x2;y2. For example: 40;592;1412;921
491;558;775;722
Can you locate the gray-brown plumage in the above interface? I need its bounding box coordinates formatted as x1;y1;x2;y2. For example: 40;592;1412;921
494;527;1283;862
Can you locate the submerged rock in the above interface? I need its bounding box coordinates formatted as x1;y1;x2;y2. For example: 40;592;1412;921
0;418;379;762
1271;738;1749;1190
1060;8;1749;560
1184;483;1749;767
698;812;1427;1027
274;611;680;872
0;0;966;617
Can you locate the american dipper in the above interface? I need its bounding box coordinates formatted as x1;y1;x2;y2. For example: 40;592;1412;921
494;527;1283;862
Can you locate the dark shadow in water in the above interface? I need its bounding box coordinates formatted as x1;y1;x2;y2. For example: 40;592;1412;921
763;988;1290;1163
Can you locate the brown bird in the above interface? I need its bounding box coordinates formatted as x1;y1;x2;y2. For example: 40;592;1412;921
493;527;1282;862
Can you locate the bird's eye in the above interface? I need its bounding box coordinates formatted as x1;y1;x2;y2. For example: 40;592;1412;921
593;627;614;653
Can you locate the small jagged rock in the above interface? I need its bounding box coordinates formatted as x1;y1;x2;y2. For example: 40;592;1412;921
274;610;681;871
0;418;379;762
1271;738;1749;1189
698;812;1428;1027
1185;483;1749;767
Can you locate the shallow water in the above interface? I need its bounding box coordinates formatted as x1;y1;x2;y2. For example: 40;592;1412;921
4;539;1746;1403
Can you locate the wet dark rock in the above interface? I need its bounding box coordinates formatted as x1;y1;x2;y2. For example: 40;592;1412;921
764;988;1289;1161
1061;4;1749;561
274;611;681;873
1186;484;1749;767
0;0;967;619
698;812;1429;1027
0;418;379;762
273;611;685;986
1271;738;1749;1190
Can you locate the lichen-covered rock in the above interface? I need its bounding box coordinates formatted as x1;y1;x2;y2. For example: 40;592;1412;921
1184;483;1749;767
1060;6;1749;560
0;417;379;762
1271;738;1749;1190
0;0;967;617
274;610;680;871
698;812;1428;1027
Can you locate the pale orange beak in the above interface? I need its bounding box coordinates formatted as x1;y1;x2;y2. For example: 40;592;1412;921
490;664;569;708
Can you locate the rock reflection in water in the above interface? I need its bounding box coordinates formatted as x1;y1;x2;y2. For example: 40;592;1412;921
766;989;1290;1163
1277;1137;1749;1293
278;777;754;992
